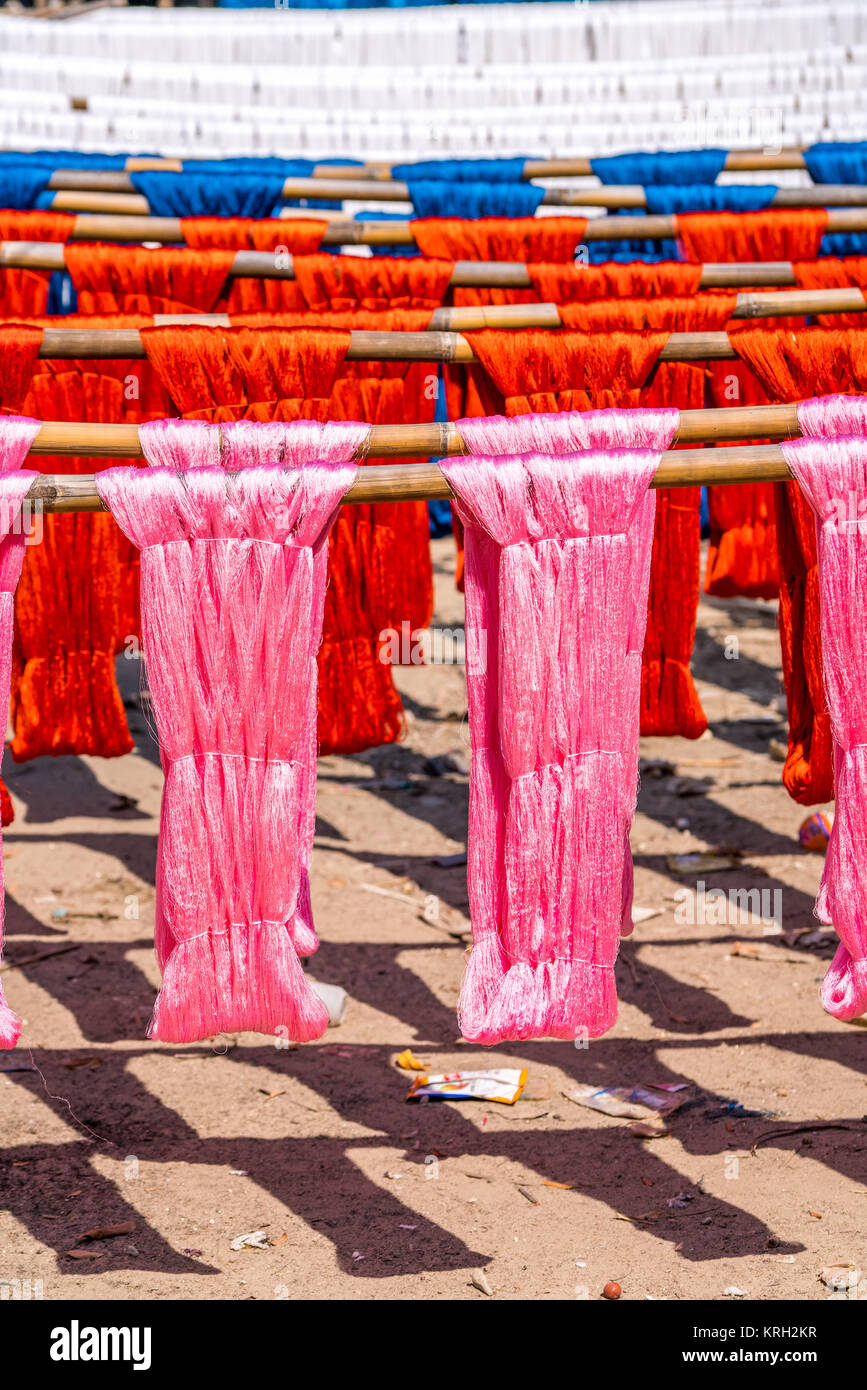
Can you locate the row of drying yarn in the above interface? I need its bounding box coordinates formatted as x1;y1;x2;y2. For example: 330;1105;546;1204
0;227;864;798
0;401;863;1049
0;309;862;797
3;202;867;268
7;213;863;313
4;210;867;303
5;144;867;237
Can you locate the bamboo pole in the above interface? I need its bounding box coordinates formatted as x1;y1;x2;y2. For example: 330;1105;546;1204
0;239;807;289
325;152;810;180
42;177;867;214
180;286;866;323
13;206;867;249
25;403;799;463
21;287;867;356
2;325;773;365
76;148;816;183
23;441;796;513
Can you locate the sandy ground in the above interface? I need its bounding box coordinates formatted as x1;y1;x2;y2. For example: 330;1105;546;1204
0;536;864;1303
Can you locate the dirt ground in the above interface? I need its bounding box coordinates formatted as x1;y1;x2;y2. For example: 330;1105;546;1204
1;535;864;1303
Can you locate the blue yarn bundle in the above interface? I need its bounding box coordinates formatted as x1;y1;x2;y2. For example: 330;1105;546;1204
128;171;289;219
0;150;133;170
644;184;778;214
393;158;533;183
819;231;867;257
429;366;454;537
0;169;52;210
181;158;317;175
590;149;728;185
588;151;780;262
406;180;545;219
804;142;867;185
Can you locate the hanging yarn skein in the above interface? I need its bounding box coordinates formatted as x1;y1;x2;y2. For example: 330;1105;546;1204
781;418;867;1023
729;327;867;806
140;323;421;758
461;330;704;740
96;421;360;1044
0;417;43;1048
442;408;676;1043
405;181;545;220
139;416;368;967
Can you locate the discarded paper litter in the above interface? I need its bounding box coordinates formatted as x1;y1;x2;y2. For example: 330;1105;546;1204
566;1084;687;1120
396;1048;426;1072
0;1055;35;1072
819;1263;863;1294
406;1068;527;1104
230;1230;270;1251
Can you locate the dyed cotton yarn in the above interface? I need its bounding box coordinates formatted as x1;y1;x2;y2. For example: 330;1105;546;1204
140;416;368;964
590;149;727;185
0;169;50;210
804;142;867;185
393;158;534;183
797;393;867;439
728;349;867;808
443;409;674;1043
459;337;705;741
96;428;359;1044
644;185;777;215
0;417;43;1048
781;428;867;1023
456;406;679;457
65;246;237;316
128;170;288;220
675;209;828;263
405;181;546;219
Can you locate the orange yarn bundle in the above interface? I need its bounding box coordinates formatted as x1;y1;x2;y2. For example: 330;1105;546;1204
704;359;780;601
181;217;328;313
0;211;75;316
673;214;829;604
792;256;867;327
64;245;236;316
527;260;705;303
412;217;586;307
11;317;173;762
728;325;867;802
676;208;828;263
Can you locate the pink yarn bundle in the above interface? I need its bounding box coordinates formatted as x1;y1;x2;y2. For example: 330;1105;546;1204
0;418;42;1048
443;409;677;1043
783;400;867;1022
457;408;679;948
797;394;867;440
456;407;680;458
96;420;360;1043
139;418;368;965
